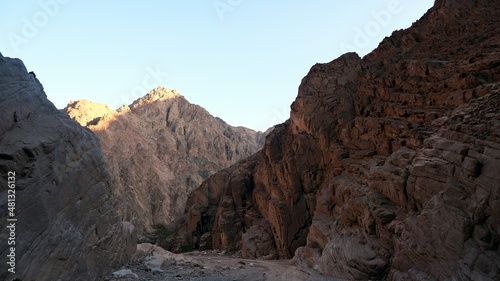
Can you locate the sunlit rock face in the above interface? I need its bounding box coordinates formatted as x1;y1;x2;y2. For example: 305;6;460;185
176;0;500;279
64;87;265;235
0;54;135;281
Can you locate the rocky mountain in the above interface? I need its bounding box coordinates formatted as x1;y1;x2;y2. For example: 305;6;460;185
0;54;135;281
64;88;265;235
175;0;500;280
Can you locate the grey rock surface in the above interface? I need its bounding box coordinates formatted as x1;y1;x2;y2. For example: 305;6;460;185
0;55;136;281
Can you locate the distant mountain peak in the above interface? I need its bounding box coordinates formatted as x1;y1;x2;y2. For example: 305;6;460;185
132;86;182;107
64;87;185;127
63;99;114;127
64;86;266;235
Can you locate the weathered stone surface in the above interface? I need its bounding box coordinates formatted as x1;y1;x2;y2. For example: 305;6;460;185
112;269;138;279
175;0;500;280
0;55;135;281
242;222;277;260
64;88;264;235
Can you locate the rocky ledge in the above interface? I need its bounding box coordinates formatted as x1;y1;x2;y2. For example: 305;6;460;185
173;0;500;280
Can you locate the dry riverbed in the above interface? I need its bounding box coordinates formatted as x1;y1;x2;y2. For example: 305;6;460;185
100;244;343;281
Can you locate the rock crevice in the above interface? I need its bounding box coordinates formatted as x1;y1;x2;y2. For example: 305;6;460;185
175;0;500;280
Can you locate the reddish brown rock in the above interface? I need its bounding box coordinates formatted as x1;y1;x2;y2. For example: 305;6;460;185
64;88;264;235
176;0;500;280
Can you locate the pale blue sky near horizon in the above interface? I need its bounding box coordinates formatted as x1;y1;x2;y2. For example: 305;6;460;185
1;0;434;131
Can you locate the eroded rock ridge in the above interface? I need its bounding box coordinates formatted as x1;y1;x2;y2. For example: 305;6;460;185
177;0;500;280
65;87;265;235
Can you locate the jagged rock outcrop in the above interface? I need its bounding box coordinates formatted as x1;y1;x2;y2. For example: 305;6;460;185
177;0;500;280
64;88;264;235
0;54;136;281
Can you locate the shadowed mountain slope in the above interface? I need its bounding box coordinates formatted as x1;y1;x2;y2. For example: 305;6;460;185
0;54;135;281
65;87;265;235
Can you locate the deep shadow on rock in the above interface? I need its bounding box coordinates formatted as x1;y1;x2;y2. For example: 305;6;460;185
64;87;266;236
0;54;136;281
174;0;500;280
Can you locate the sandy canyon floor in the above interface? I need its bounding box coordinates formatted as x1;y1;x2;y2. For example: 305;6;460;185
102;249;344;281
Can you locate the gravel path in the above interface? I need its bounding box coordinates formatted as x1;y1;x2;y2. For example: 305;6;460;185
100;250;343;281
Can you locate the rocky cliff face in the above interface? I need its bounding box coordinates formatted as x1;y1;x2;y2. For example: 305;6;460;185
178;0;500;280
0;54;136;281
64;88;264;235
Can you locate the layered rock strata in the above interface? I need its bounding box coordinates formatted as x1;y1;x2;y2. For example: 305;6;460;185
177;0;500;279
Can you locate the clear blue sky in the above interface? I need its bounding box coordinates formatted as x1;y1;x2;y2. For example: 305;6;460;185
1;0;434;131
